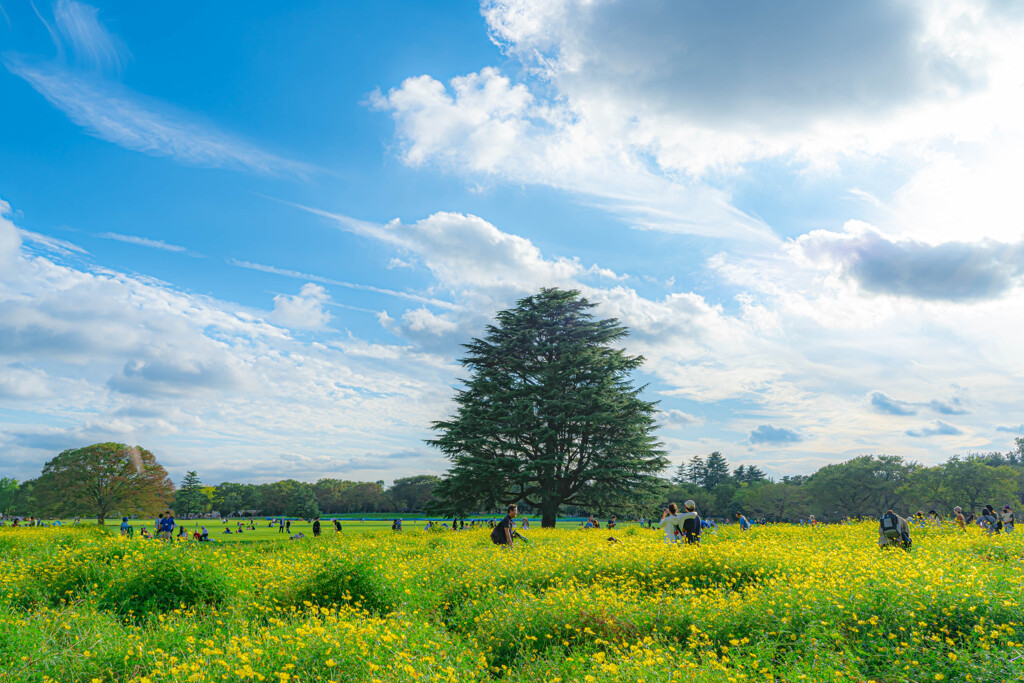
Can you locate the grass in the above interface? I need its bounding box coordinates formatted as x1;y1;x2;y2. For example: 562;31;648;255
2;521;1022;682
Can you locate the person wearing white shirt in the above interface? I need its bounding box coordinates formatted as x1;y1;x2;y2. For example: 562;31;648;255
659;503;680;544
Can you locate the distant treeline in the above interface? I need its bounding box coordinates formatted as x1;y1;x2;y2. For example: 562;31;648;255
3;439;1022;522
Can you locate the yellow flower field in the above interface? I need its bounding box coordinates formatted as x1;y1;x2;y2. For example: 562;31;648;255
1;522;1022;682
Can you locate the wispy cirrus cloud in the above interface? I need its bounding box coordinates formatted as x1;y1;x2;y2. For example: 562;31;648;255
5;58;313;177
5;0;311;177
52;0;127;74
228;258;462;311
96;232;189;254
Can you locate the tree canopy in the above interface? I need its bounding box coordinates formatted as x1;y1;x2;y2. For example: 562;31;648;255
428;288;667;527
34;443;174;524
174;471;207;516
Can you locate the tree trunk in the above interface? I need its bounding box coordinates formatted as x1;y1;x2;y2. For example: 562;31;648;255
541;499;559;528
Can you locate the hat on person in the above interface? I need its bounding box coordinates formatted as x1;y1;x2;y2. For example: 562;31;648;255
953;506;962;513
683;499;696;510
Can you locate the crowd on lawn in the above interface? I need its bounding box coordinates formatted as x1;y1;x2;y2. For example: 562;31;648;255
1;503;1014;552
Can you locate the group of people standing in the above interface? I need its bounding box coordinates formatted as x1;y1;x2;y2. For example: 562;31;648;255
880;504;1015;550
659;500;702;545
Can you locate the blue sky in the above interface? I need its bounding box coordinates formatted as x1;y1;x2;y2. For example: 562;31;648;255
2;0;1024;485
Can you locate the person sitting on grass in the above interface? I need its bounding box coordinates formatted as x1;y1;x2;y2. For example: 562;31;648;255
290;532;305;540
491;504;518;549
178;525;188;539
201;526;209;541
140;527;152;539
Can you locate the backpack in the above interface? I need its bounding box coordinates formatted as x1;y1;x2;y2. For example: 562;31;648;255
880;513;900;540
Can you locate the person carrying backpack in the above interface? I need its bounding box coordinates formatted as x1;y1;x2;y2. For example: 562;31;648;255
878;510;911;550
676;500;702;545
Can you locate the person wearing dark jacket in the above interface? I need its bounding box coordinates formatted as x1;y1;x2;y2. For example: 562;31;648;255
312;518;321;537
490;504;518;548
676;500;701;545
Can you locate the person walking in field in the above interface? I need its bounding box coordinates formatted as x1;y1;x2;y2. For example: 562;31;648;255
953;506;967;532
659;504;680;544
491;504;518;549
285;519;291;534
312;518;321;537
879;510;911;550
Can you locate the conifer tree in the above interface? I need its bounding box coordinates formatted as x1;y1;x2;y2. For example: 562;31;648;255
429;288;667;527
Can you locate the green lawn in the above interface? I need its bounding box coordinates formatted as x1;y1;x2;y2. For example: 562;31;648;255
54;518;508;542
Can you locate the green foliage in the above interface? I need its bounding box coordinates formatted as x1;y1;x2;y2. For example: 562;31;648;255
212;481;262;517
34;443;174;524
429;288;668;526
287;558;398;614
286;483;320;519
0;477;17;516
385;475;440;512
806;454;914;518
174;470;207;516
97;546;233;615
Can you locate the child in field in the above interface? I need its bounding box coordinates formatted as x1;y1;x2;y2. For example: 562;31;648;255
140;527;151;539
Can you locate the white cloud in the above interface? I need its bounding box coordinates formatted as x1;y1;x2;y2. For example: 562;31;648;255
793;222;1024;301
0;198;22;264
5;59;312;176
400;307;458;336
371;69;773;240
372;1;1024;247
97;232;188;253
660;409;704;428
271;283;332;330
5;1;311;177
53;0;128;75
0;201;463;483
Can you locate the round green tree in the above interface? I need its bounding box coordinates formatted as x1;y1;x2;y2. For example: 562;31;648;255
35;442;174;524
429;288;667;527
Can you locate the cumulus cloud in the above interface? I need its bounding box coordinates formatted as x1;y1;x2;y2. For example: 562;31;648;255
0;198;22;264
271;283;332;330
0;200;466;483
483;0;977;131
795;223;1024;301
905;420;963;438
870;391;917;416
749;424;804;445
660;409;704;428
